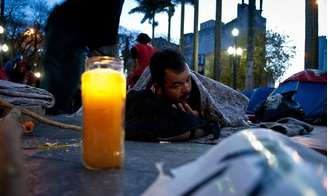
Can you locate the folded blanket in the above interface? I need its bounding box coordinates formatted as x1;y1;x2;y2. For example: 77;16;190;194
258;117;313;136
190;117;314;144
0;80;54;108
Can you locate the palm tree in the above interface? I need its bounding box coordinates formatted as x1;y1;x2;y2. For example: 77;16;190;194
213;0;222;81
174;0;193;53
192;0;199;72
305;0;318;69
179;0;185;53
165;1;175;42
0;0;4;20
245;0;255;90
129;0;168;39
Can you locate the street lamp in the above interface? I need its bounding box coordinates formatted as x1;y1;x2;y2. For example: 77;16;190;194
0;25;9;65
232;28;239;37
24;28;35;36
29;28;35;34
227;47;243;56
0;43;9;52
227;46;243;89
34;72;42;79
228;28;242;89
227;46;235;55
236;47;243;56
0;25;4;34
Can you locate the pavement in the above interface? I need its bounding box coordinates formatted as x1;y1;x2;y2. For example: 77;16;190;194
22;115;326;196
22;115;212;196
291;125;327;154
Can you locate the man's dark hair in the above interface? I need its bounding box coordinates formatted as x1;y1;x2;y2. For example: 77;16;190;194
136;33;151;44
149;49;186;86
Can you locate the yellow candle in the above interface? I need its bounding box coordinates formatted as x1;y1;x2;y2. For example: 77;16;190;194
81;63;126;169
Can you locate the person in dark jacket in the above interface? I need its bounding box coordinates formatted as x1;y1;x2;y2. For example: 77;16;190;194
126;49;219;141
41;0;125;114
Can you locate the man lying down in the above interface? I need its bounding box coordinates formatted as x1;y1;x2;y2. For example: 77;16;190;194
125;49;249;141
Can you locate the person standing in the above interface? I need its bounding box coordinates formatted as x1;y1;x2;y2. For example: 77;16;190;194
127;33;157;88
41;0;125;114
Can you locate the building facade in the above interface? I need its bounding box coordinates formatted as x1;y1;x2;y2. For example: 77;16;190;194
183;3;266;74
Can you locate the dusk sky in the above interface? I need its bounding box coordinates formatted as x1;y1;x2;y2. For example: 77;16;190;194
49;0;327;81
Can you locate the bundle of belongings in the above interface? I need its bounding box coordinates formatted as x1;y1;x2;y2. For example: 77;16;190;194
0;80;55;111
253;89;314;137
255;90;304;122
125;68;249;141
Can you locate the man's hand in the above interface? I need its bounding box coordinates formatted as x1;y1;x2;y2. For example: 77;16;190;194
172;103;199;117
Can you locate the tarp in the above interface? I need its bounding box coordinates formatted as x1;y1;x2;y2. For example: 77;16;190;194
283;69;326;83
241;89;254;99
271;70;327;120
246;87;274;114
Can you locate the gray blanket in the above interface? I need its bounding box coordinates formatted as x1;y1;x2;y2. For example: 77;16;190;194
190;117;314;144
132;68;249;127
0;80;55;108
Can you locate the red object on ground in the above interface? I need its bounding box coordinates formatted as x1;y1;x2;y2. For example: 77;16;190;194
22;120;35;134
282;69;327;84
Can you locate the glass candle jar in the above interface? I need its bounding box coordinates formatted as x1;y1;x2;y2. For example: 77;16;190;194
81;56;125;170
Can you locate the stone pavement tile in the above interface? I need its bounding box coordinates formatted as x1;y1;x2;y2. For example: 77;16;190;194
24;142;211;196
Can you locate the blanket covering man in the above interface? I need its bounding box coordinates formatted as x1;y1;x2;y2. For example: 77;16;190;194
126;49;249;141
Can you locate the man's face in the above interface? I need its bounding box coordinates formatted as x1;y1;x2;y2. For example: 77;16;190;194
160;65;192;103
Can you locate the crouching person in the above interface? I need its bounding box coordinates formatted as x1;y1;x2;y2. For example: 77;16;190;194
125;49;248;141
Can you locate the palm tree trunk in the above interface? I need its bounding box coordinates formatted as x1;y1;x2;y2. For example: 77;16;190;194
0;0;4;21
179;0;185;53
305;0;318;69
192;0;199;72
168;13;171;42
0;0;4;65
213;0;222;81
259;0;263;13
245;0;255;90
152;14;155;39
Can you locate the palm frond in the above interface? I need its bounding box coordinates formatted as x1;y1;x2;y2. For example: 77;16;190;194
129;7;146;14
173;0;194;5
129;0;172;26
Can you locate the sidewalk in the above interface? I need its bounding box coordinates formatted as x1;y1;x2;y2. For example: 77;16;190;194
22;115;326;196
22;115;211;196
292;125;327;155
